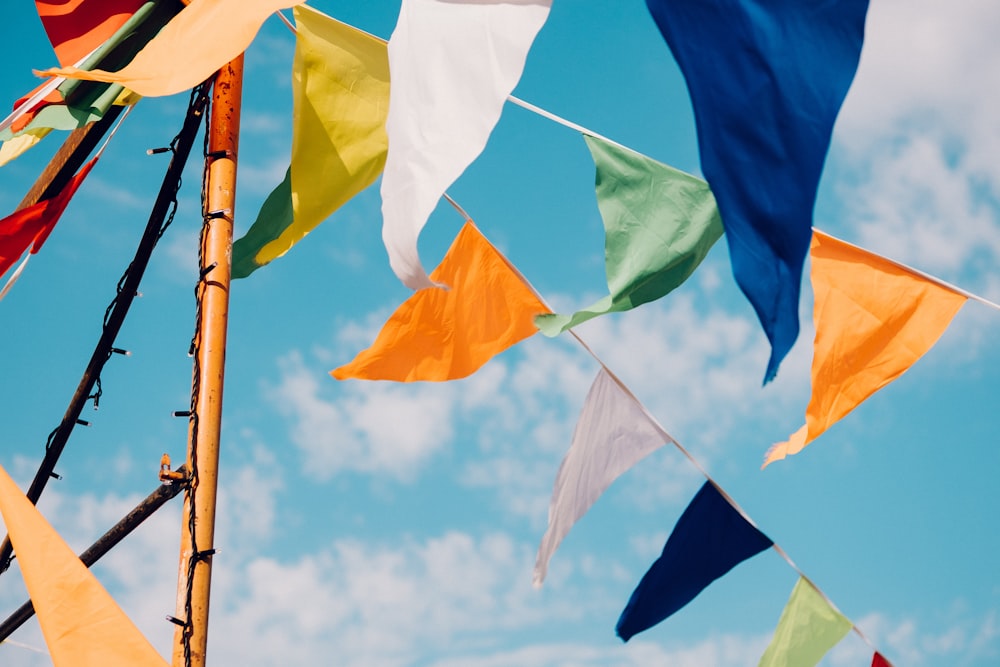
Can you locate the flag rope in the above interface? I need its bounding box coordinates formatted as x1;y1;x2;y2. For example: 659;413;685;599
812;227;1000;312
454;210;885;657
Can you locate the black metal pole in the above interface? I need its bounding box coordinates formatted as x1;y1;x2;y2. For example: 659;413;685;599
0;85;211;574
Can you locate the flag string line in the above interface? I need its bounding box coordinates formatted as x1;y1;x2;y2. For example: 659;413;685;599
464;216;882;655
0;638;48;655
93;101;133;160
0;255;31;303
812;227;1000;312
274;9;998;317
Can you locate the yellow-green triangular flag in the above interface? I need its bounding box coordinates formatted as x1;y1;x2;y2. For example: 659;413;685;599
233;5;389;277
758;577;852;667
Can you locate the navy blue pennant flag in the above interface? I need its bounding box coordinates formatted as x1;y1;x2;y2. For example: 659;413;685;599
644;0;870;383
616;481;773;641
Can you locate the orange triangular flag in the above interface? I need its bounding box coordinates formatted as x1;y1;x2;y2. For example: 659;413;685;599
764;231;967;467
36;0;148;67
36;0;303;98
333;222;549;382
0;464;168;667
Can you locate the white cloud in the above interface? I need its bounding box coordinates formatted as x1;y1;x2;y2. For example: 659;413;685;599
206;530;611;667
838;131;1000;278
838;0;1000;162
266;350;458;480
426;634;771;667
831;0;1000;292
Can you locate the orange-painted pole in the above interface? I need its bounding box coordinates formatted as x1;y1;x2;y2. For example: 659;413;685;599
171;55;243;667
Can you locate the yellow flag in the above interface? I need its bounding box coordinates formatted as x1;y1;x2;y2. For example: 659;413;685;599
0;464;168;667
764;231;966;467
333;222;550;382
258;5;390;267
36;0;303;98
0;129;50;166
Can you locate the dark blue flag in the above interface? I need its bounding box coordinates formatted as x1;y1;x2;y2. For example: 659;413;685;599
645;0;870;382
616;481;773;641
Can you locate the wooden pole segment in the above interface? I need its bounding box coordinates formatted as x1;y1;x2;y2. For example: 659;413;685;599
171;54;243;667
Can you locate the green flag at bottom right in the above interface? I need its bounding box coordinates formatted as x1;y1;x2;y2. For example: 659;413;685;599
759;577;853;667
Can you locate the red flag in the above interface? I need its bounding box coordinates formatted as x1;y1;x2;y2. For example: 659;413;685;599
872;652;893;667
0;157;97;277
36;0;148;67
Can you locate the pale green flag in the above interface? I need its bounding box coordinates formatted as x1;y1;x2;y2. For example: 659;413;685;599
535;134;723;336
758;577;853;667
232;5;389;278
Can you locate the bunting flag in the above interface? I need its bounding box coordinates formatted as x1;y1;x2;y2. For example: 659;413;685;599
1;2;163;162
36;0;304;98
872;652;893;667
763;231;967;467
536;134;723;336
380;0;551;290
0;157;97;279
0;463;169;666
758;577;852;667
3;82;64;136
615;481;773;641
644;0;870;383
232;5;389;279
534;368;669;586
333;222;548;382
0;129;50;167
36;0;148;67
3;81;128;141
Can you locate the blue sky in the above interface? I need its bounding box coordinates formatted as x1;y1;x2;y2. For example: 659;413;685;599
1;1;999;665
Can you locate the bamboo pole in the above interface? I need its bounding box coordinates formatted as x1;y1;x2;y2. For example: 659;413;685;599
171;55;242;667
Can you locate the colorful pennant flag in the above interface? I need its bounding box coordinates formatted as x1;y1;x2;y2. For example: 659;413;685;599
232;5;389;278
1;2;163;163
758;577;853;667
3;80;127;141
536;134;723;336
36;0;304;98
380;0;551;290
0;129;50;167
3;83;65;136
0;157;97;279
0;463;169;666
0;0;158;152
36;0;148;67
872;652;893;667
333;222;549;382
616;481;773;641
644;0;870;383
534;368;669;586
764;231;966;467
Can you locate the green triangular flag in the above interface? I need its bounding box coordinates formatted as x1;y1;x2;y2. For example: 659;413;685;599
535;134;723;336
758;577;853;667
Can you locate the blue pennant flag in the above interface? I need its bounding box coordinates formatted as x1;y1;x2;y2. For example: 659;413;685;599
645;0;870;382
616;481;773;641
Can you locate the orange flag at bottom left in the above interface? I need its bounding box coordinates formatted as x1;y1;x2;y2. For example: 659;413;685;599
764;231;967;468
333;222;550;382
0;464;168;667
